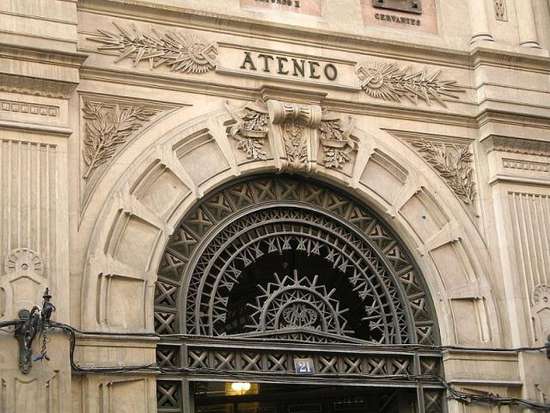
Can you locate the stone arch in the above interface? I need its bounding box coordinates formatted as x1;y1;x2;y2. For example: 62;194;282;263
79;100;501;347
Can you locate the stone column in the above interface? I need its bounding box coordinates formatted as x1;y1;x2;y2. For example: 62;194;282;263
514;0;541;48
468;0;494;44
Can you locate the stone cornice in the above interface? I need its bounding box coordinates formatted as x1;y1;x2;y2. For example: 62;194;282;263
78;0;550;73
0;43;88;69
80;66;478;128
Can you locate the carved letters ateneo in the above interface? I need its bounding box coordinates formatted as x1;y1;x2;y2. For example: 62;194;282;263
240;51;338;82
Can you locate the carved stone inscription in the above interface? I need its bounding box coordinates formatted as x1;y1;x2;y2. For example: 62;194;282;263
240;0;322;15
240;51;338;82
362;0;437;33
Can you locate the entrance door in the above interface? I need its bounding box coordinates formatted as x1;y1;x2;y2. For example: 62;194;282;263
193;382;417;413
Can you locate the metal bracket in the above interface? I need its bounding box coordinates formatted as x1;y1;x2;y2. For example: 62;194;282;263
372;0;422;14
13;289;56;374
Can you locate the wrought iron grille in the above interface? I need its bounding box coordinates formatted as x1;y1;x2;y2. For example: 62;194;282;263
155;176;444;412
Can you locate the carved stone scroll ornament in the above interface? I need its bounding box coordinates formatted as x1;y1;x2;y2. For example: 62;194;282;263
226;100;270;160
410;139;476;205
89;22;217;74
82;101;156;181
268;100;322;167
355;63;465;107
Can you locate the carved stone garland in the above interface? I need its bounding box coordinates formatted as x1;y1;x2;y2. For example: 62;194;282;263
410;139;476;205
155;176;438;346
89;22;217;74
227;100;357;170
355;63;465;107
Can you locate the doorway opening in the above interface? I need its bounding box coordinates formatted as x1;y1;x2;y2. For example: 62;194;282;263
155;175;445;413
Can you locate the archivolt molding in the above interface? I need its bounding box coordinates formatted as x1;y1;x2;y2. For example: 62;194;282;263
79;102;500;347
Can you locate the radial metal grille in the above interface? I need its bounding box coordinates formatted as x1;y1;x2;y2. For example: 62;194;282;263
155;176;437;345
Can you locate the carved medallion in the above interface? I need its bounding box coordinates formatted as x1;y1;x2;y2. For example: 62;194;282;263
4;249;43;276
355;63;464;107
89;23;217;74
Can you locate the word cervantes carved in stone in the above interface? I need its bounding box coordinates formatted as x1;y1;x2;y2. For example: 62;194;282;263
89;23;217;74
227;100;357;170
82;101;156;181
355;63;464;107
410;139;476;205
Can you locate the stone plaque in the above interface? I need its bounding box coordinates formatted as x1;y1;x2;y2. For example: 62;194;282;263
240;0;322;16
372;0;422;14
362;0;437;33
216;45;360;91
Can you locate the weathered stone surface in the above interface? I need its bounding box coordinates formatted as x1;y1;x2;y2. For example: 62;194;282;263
0;0;550;412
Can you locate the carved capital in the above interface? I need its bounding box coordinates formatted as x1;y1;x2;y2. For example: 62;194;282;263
267;100;322;128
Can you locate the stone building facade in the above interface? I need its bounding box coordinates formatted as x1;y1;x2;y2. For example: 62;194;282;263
1;0;550;412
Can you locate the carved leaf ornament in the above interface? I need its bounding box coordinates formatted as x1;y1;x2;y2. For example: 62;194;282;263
411;139;476;205
89;23;217;74
82;101;155;180
355;63;465;107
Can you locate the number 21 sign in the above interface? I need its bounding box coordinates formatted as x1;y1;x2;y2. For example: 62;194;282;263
294;358;315;374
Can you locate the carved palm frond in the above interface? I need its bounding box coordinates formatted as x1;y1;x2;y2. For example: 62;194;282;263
89;23;217;74
411;139;476;205
82;101;156;180
356;63;465;107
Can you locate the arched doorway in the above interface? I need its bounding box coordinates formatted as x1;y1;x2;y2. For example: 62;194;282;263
154;175;444;413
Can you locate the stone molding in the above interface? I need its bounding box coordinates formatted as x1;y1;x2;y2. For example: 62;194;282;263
0;99;59;117
485;136;550;158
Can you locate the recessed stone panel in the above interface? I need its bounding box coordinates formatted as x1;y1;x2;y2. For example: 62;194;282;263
107;275;146;329
400;190;448;242
174;130;230;186
113;215;161;272
134;163;190;218
361;0;437;33
360;149;408;204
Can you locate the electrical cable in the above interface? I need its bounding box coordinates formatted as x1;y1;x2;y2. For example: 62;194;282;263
1;318;549;411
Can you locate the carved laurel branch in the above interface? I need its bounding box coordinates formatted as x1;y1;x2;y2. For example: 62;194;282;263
411;139;476;205
319;115;357;169
88;22;217;74
82;101;156;181
355;63;465;107
226;101;270;161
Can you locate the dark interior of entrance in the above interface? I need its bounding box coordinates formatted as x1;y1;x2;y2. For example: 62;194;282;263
225;248;379;341
193;382;417;413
